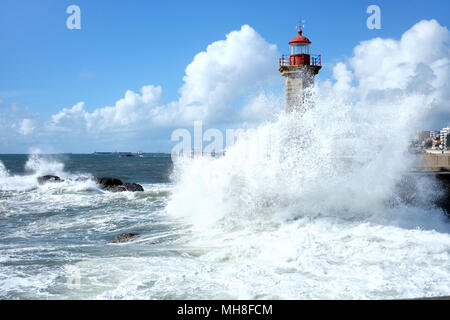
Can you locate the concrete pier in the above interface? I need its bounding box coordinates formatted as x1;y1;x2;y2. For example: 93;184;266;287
413;153;450;171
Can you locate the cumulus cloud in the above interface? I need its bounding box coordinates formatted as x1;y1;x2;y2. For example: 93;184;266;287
50;102;87;132
47;25;280;135
178;25;279;123
322;19;450;129
350;20;449;92
49;86;165;133
4;20;450;152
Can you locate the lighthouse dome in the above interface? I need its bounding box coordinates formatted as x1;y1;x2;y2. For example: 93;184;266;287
289;27;311;44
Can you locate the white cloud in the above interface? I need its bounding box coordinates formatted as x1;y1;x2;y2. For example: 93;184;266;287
47;25;280;135
4;20;450;152
350;20;449;95
178;25;279;123
0;103;38;142
52;102;85;124
321;19;450;129
19;119;35;135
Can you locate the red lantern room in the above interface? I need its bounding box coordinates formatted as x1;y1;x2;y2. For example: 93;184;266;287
279;26;321;75
289;27;311;65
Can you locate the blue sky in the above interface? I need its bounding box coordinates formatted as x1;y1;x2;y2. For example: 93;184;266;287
0;0;449;153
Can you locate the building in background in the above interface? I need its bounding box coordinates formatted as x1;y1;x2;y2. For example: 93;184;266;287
411;130;446;151
430;130;439;138
441;127;450;150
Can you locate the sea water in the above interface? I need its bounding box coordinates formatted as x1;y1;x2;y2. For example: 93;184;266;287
1;87;449;299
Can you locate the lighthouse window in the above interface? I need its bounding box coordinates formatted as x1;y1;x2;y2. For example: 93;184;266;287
290;44;310;55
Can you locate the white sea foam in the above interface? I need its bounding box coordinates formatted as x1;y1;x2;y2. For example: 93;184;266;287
24;153;66;177
1;89;449;299
0;153;93;193
0;161;9;178
163;84;450;299
167;86;440;228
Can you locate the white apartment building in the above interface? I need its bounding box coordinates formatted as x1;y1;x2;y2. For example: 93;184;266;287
440;127;449;150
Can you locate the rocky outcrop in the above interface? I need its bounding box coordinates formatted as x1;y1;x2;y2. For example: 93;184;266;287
36;175;144;192
37;175;63;184
95;177;122;188
95;177;144;192
112;233;139;243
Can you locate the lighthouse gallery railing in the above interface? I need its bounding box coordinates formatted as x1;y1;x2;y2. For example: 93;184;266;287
279;54;321;67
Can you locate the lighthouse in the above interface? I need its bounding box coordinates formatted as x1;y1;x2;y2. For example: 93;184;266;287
279;26;321;112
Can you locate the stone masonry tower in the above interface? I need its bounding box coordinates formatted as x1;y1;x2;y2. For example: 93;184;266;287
279;26;321;112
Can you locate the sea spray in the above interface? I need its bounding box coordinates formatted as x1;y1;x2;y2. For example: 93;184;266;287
0;161;9;178
0;152;448;298
159;84;450;299
25;153;66;178
166;85;446;229
0;154;94;192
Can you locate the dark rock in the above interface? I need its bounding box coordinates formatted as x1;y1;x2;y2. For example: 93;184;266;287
37;175;62;184
95;177;124;192
95;177;144;192
112;233;139;243
95;177;123;187
123;183;144;192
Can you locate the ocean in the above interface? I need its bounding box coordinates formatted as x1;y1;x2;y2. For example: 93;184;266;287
0;153;181;299
1;110;450;299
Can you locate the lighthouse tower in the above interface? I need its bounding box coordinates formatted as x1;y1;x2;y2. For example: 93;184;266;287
279;26;321;112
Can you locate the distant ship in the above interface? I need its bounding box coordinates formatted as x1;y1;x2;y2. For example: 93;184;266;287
93;152;113;155
119;153;134;158
93;151;144;157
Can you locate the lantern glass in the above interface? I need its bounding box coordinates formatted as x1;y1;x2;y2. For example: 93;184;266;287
290;43;310;55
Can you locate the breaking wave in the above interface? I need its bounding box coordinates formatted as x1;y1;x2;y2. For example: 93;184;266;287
163;86;450;299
